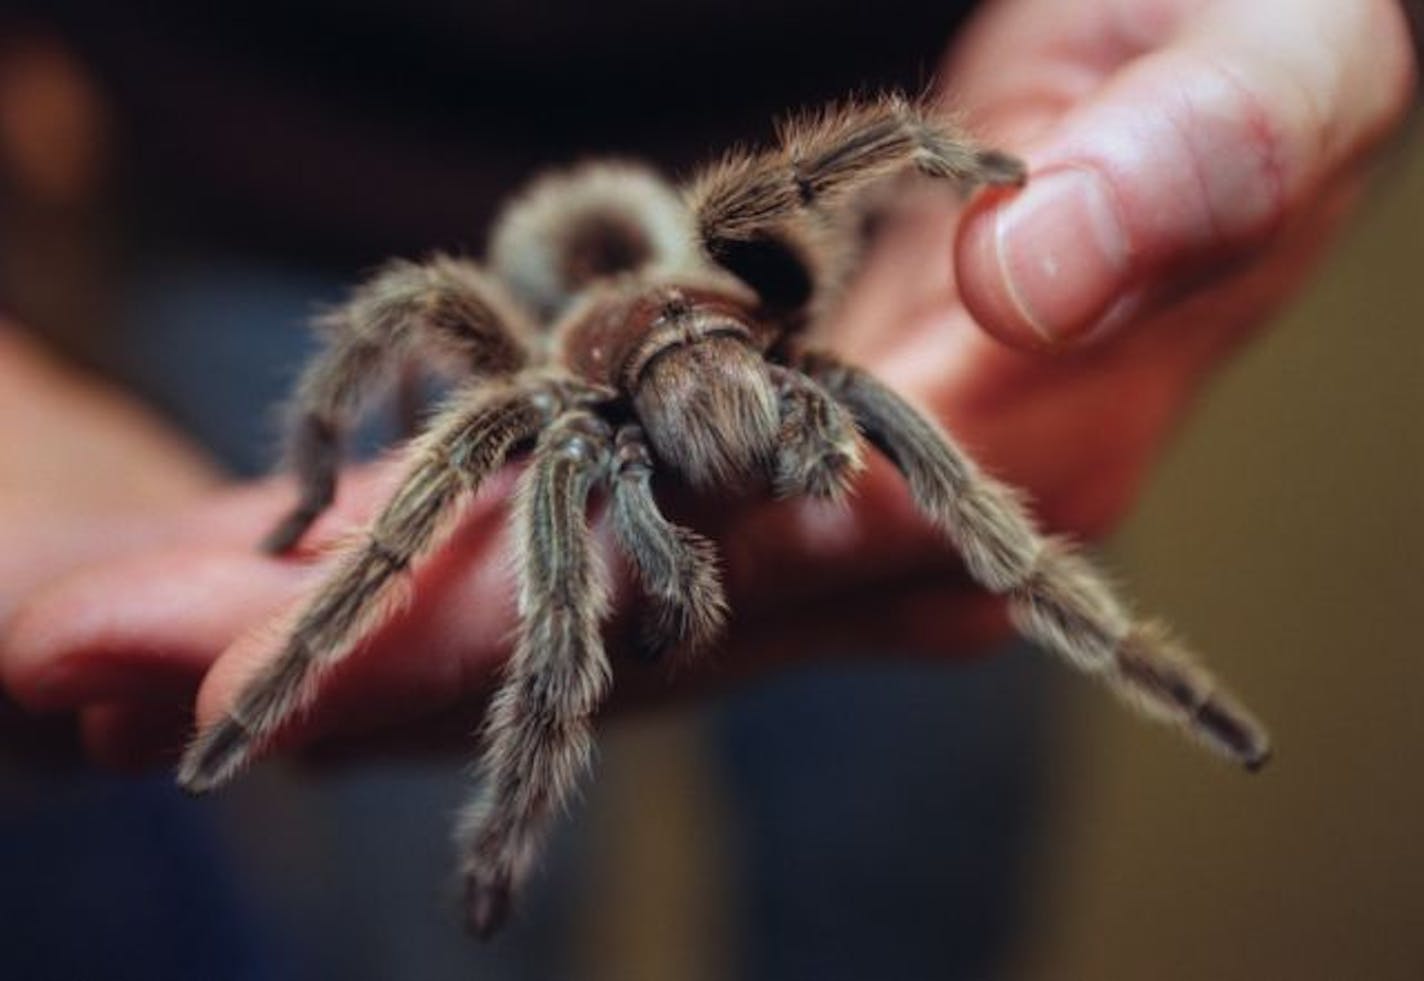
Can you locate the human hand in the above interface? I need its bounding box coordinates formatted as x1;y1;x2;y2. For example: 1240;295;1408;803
0;324;220;619
950;0;1415;353
0;324;219;759
2;0;1414;771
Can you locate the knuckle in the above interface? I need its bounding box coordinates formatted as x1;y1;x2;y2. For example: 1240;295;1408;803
1174;53;1295;250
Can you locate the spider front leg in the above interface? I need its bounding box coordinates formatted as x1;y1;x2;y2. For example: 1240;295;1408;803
802;351;1271;770
263;255;536;554
609;424;727;659
684;93;1024;313
457;409;617;939
178;379;563;793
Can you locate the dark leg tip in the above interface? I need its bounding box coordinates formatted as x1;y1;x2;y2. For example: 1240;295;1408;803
1243;745;1273;774
259;509;317;556
175;717;252;795
259;520;303;556
1192;697;1272;774
464;877;512;940
975;149;1028;188
175;759;219;796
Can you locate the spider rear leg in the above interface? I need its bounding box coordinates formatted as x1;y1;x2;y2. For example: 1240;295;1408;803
609;424;727;659
684;93;1025;315
458;409;616;939
178;380;559;793
805;351;1271;770
768;364;864;501
263;255;536;554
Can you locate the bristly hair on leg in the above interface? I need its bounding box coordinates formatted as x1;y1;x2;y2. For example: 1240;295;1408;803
262;255;537;554
684;91;1025;324
180;380;559;793
455;409;615;939
805;350;1271;771
206;85;1271;945
768;364;864;500
609;424;727;659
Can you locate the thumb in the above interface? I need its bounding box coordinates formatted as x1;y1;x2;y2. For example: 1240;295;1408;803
951;0;1415;348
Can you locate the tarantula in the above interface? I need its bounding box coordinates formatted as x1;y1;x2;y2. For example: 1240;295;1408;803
176;94;1270;937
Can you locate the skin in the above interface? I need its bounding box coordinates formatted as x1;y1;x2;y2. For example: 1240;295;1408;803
0;0;1416;771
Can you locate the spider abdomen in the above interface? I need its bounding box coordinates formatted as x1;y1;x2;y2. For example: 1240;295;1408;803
489;163;698;320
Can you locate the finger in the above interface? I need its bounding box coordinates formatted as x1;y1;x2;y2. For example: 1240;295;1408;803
0;504;167;624
166;463;417;554
188;490;520;749
951;0;1416;348
8;471;517;765
0;455;522;708
208;573;1005;768
0;464;403;629
944;0;1196;142
187;463;999;767
1;546;318;712
22;440;1075;769
0;326;219;510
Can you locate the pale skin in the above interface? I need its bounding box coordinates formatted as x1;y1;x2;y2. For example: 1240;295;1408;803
0;0;1415;770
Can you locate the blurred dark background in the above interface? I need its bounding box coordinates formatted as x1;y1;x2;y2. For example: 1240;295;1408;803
1;4;1421;979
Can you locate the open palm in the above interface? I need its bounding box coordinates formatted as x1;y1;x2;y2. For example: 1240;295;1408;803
2;0;1413;770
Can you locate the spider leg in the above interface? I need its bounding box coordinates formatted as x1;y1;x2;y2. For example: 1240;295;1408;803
683;93;1024;314
457;409;616;938
263;255;537;554
609;424;727;659
178;379;566;793
804;351;1271;770
767;364;864;501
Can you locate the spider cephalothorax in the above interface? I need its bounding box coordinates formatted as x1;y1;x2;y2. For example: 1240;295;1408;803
176;94;1271;938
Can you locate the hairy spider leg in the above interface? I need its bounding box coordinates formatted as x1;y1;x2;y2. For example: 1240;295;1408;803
806;351;1271;769
767;363;865;500
609;424;727;659
263;256;536;554
187;90;1274;946
684;94;1025;314
456;409;616;938
179;381;565;792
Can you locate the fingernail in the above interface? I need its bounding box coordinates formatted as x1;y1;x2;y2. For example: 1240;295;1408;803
958;165;1129;347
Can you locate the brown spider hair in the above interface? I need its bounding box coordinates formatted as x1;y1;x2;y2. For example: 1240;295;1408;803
177;93;1269;939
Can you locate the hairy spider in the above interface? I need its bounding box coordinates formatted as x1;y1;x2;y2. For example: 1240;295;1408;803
176;94;1271;938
